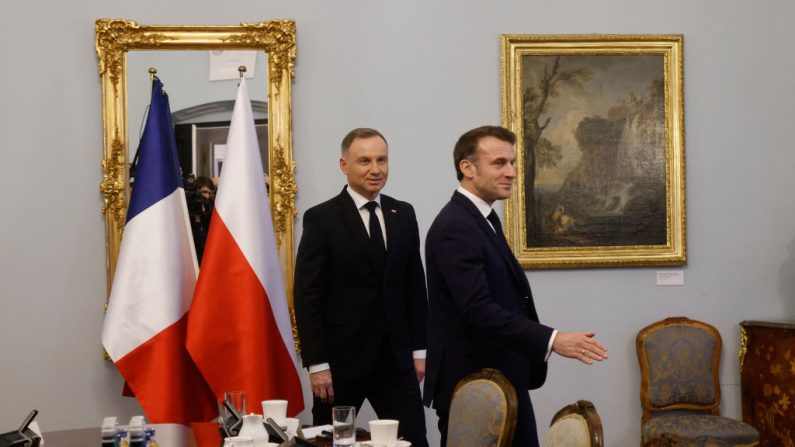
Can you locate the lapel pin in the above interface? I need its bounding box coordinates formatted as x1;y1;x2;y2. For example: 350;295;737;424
390;209;397;214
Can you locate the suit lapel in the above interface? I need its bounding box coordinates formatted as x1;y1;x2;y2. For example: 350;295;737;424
335;187;370;250
382;195;400;274
452;191;527;291
336;186;386;280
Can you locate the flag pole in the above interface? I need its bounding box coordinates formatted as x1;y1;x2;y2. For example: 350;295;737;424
130;67;159;184
237;65;246;86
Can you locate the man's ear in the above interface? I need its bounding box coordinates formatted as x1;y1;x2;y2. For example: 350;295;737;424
459;159;474;179
339;156;348;175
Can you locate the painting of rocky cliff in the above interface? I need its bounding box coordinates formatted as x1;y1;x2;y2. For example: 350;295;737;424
520;54;667;247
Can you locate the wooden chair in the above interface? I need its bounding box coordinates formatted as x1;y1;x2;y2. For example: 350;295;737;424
636;317;760;447
446;368;518;447
543;400;603;447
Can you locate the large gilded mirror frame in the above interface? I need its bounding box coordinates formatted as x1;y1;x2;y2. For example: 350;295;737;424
96;19;298;320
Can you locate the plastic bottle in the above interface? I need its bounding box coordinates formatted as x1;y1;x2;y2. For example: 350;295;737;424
101;427;117;447
129;427;146;447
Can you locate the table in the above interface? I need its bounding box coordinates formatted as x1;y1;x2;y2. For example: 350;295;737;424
44;424;197;447
43;423;367;447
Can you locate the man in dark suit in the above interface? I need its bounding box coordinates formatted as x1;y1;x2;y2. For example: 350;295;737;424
295;128;429;447
423;125;608;447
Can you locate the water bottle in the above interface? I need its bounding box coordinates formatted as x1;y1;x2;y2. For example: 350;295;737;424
101;427;117;447
129;427;146;447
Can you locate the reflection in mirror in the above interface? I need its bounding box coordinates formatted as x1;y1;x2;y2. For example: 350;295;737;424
127;50;269;161
95;19;298;341
128;51;272;262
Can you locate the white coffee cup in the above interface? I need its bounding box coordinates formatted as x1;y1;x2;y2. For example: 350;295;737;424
223;435;253;447
369;419;399;447
261;399;288;425
283;417;300;438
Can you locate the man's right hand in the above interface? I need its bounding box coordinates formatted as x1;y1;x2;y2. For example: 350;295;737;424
310;370;335;403
551;331;608;365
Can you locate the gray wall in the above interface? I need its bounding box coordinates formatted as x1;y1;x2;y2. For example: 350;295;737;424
1;1;794;445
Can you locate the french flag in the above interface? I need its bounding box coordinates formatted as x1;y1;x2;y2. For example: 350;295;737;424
101;79;217;424
186;78;304;415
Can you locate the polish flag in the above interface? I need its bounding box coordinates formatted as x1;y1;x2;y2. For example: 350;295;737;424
101;78;217;424
186;78;304;415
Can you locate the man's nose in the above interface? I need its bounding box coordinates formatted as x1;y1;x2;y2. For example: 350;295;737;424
505;164;517;178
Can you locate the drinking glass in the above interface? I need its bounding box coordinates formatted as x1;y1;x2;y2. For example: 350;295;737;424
332;406;356;446
224;391;247;416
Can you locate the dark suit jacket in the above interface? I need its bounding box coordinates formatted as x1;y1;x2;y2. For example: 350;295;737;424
294;186;428;379
423;190;555;411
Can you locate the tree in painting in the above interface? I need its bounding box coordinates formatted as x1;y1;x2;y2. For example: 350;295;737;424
522;56;592;244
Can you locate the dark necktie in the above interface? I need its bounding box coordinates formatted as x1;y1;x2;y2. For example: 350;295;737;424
364;201;386;272
487;209;505;238
487;210;520;276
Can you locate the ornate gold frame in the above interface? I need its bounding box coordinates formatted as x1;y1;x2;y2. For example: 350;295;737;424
501;34;685;269
96;19;298;310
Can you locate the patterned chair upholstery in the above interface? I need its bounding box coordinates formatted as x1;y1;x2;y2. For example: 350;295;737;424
543;400;603;447
446;368;518;447
636;317;760;447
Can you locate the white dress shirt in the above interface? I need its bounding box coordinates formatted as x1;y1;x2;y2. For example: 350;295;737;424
346;186;387;248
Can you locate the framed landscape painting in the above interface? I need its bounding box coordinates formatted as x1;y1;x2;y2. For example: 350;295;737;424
501;34;686;269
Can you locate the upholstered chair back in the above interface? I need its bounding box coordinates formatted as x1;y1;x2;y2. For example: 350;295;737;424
446;368;517;447
543;400;603;447
636;317;760;447
637;316;721;422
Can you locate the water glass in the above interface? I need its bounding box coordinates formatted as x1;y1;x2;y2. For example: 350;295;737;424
224;391;247;416
332;406;356;446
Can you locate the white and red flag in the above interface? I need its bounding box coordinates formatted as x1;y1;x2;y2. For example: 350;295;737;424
186;78;304;415
101;78;217;424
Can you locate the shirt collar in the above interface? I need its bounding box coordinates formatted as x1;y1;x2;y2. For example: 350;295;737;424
456;186;493;218
346;185;381;209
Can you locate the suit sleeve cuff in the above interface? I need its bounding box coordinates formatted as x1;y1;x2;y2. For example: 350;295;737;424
412;349;426;359
545;329;558;362
308;363;330;374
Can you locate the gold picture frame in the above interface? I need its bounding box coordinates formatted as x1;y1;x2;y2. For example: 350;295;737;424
96;19;298;312
501;34;686;269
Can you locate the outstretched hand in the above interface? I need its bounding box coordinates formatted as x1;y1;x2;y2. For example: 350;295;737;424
552;332;608;365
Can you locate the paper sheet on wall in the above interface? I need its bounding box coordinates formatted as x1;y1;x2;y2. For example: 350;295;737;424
209;51;257;81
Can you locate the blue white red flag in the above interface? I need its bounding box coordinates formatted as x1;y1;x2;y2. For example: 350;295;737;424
101;79;217;424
